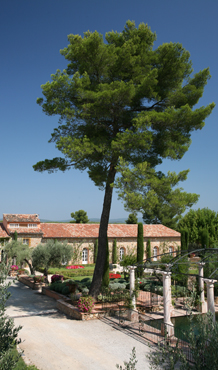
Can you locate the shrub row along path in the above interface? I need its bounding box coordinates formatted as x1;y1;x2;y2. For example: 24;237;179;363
6;277;150;370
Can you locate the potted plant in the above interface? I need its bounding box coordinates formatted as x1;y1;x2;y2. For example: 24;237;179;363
9;265;19;276
33;275;45;284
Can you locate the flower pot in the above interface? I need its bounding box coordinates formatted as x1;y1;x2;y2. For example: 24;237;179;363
66;283;77;293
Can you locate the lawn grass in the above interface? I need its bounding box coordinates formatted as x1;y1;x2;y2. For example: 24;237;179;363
37;264;95;279
10;348;39;370
189;268;198;275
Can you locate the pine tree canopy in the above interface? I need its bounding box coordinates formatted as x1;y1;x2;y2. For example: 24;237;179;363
115;163;199;229
33;21;215;296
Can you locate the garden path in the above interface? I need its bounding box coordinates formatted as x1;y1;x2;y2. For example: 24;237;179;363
6;278;151;370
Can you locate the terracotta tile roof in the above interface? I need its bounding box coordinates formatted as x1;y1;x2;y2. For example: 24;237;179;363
0;223;10;238
41;223;180;239
7;227;43;235
3;214;40;223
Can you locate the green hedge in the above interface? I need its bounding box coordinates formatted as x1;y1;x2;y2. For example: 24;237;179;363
37;267;94;279
49;278;93;295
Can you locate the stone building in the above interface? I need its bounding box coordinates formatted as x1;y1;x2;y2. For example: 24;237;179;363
0;214;181;264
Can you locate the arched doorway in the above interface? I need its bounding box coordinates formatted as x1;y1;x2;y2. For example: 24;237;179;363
82;248;88;264
153;246;158;261
169;246;173;256
120;247;125;261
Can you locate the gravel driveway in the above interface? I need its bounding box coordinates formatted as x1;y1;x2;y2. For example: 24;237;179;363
6;278;152;370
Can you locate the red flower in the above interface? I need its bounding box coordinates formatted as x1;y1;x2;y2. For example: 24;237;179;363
66;265;84;270
109;273;121;279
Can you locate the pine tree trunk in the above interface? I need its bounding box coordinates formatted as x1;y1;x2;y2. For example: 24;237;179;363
89;165;116;297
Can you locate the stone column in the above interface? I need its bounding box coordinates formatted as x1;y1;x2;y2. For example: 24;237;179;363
129;266;136;310
128;266;138;322
204;278;217;322
162;271;174;336
198;263;207;313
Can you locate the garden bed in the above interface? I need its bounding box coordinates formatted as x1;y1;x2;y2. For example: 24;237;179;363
18;276;46;291
41;286;71;302
56;299;110;320
42;286;122;320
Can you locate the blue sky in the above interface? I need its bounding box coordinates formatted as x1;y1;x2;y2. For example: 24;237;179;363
0;0;217;221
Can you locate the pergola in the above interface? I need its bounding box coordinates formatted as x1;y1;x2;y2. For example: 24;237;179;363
129;248;218;332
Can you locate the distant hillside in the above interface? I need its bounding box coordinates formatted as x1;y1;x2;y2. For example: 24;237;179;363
41;217;144;224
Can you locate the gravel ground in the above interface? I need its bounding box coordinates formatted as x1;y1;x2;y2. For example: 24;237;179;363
6;278;152;370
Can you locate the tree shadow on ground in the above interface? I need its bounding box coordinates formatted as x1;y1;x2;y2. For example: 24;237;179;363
6;278;65;319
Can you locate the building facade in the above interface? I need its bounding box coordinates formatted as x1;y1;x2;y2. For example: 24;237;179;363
0;214;181;264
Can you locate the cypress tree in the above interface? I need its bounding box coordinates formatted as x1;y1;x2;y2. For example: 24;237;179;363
137;223;144;277
102;238;109;287
14;231;18;241
112;239;117;264
210;225;215;246
201;229;209;249
185;229;189;250
137;223;144;263
94;239;98;263
146;239;151;261
181;229;189;251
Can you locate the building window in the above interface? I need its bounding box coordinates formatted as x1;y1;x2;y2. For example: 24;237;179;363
120;247;125;261
169;246;173;256
10;224;19;228
153;247;157;261
28;224;37;228
82;248;88;264
23;239;30;246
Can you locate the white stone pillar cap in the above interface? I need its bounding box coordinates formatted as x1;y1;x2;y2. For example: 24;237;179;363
128;266;137;270
203;278;217;284
160;270;172;276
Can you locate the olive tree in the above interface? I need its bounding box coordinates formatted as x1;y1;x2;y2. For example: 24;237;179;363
32;240;73;278
4;241;34;274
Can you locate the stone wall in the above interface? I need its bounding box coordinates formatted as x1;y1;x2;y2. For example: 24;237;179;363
17;236;42;248
5;234;180;265
40;236;180;264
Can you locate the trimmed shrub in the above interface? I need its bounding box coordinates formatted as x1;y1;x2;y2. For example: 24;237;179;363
109;283;120;290
117;278;126;284
112;239;117;264
81;287;89;295
62;286;70;295
81;278;92;283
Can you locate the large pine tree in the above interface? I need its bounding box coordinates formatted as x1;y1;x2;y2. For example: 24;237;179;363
33;21;214;296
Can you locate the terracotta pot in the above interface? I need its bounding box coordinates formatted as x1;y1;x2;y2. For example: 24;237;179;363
66;283;77;293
